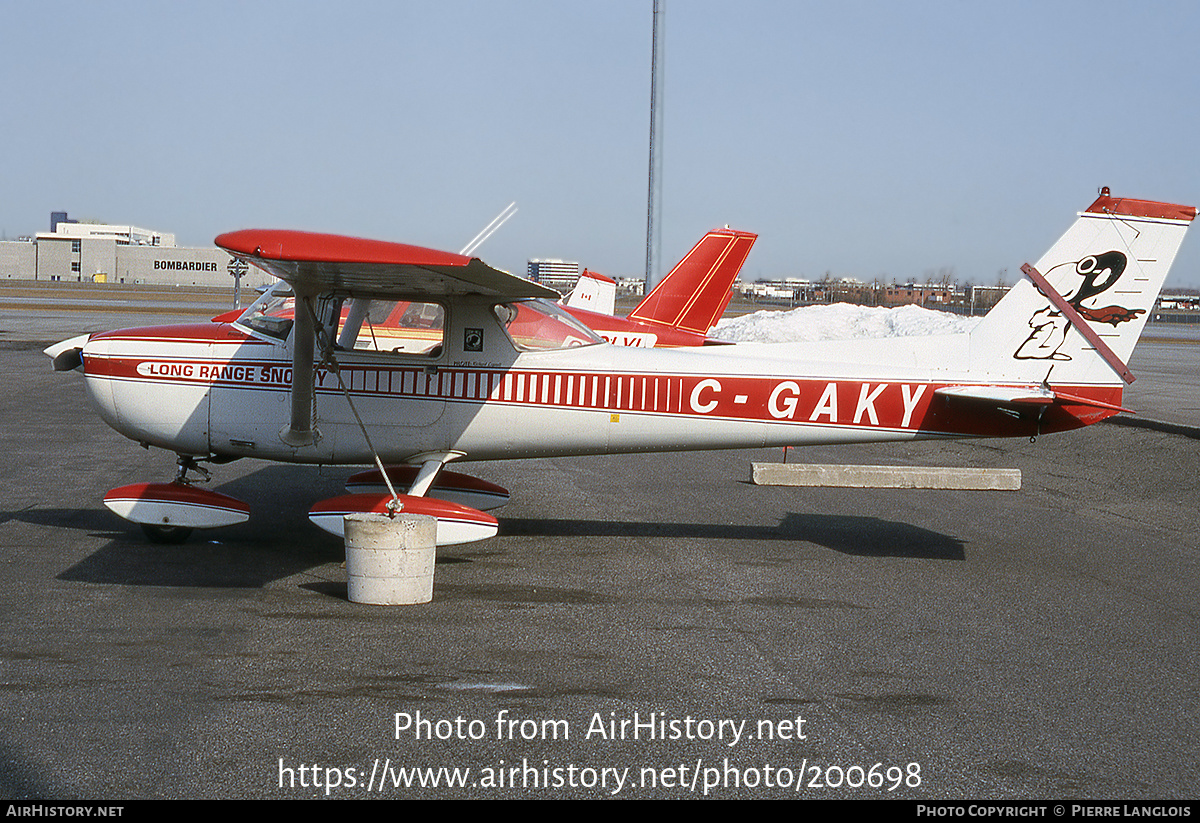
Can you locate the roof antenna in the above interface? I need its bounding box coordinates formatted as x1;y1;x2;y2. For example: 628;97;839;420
461;202;517;256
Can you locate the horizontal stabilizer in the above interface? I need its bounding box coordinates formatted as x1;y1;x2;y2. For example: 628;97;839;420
935;385;1056;406
935;385;1132;414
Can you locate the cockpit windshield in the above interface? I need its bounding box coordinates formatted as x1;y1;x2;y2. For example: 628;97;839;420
234;282;295;341
493;299;604;351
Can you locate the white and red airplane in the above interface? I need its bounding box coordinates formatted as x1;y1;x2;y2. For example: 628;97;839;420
560;228;757;347
46;189;1195;546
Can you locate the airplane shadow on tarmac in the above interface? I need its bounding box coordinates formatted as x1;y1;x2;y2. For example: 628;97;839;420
21;508;964;590
37;511;342;589
12;462;964;590
18;463;349;589
498;514;965;560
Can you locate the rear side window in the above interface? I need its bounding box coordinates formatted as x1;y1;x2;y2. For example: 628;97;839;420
336;298;445;357
493;300;603;351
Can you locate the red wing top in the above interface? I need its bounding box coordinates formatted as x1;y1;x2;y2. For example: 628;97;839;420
215;229;558;299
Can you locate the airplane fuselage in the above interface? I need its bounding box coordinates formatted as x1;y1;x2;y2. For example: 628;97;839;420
79;294;1116;468
561;303;711;348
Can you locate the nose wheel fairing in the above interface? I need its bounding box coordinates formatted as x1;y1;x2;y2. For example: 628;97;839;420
103;481;252;535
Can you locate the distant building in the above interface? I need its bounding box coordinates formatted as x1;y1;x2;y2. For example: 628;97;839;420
739;277;869;305
737;277;978;310
0;212;273;288
42;219;175;248
527;258;581;295
880;283;953;307
615;277;645;297
1158;294;1200;311
0;240;35;281
967;285;1008;313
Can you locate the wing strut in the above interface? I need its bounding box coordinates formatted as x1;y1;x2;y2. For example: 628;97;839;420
280;290;319;446
308;311;403;513
1020;262;1136;384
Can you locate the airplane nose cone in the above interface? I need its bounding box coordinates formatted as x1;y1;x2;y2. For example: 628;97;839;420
44;333;91;371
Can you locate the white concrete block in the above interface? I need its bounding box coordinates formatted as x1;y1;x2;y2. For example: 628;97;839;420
344;513;438;605
751;463;1021;490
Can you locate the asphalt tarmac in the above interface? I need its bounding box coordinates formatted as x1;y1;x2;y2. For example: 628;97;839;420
1;300;1198;799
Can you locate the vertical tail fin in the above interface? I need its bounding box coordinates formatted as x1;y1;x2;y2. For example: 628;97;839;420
628;229;757;334
563;269;617;315
969;190;1196;385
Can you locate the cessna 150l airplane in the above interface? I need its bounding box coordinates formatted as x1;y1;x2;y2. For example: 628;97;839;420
46;189;1195;545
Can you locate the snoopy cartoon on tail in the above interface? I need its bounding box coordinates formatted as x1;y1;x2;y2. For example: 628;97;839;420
1014;250;1143;361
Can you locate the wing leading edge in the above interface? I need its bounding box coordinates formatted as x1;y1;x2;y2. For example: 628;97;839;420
215;229;559;300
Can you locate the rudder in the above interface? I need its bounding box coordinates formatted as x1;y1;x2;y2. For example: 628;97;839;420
969;189;1196;386
564;269;617;315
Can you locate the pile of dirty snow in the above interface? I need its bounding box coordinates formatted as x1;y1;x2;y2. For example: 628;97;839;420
711;302;981;344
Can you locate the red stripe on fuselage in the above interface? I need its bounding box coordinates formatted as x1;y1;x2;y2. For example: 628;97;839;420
83;346;1123;438
90;324;262;344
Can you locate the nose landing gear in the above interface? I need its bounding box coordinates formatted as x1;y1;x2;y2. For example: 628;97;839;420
103;454;250;544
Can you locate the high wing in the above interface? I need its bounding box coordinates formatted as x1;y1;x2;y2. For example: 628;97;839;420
215;229;558;300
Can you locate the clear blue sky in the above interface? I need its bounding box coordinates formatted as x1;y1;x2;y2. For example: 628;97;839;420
3;1;1199;288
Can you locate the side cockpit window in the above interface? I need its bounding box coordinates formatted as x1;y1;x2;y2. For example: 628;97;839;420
234;285;446;359
334;298;445;357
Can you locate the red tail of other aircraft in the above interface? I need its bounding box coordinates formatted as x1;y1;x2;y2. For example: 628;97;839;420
628;229;757;334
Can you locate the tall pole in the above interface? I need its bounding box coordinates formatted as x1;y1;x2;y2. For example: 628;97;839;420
645;0;665;292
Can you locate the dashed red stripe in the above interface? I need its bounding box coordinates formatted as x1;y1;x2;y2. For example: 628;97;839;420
83;353;1124;437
